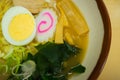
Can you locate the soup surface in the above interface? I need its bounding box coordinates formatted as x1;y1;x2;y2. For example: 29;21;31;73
0;0;89;80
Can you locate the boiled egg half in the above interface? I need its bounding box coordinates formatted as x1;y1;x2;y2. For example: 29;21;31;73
2;6;36;46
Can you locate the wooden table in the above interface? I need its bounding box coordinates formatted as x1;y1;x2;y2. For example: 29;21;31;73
98;0;120;80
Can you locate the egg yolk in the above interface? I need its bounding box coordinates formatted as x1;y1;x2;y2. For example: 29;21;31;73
9;14;35;41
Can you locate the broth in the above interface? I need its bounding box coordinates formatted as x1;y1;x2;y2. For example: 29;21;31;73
0;0;89;80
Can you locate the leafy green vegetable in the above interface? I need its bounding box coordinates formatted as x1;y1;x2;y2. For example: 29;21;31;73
70;64;86;73
8;41;86;80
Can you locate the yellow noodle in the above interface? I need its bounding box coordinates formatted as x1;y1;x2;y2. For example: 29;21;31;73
0;0;13;21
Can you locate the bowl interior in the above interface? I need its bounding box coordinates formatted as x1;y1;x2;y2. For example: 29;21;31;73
70;0;104;80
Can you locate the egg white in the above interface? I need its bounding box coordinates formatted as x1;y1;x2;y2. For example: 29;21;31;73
1;6;36;46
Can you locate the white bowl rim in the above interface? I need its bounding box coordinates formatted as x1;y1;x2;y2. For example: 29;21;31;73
88;0;111;79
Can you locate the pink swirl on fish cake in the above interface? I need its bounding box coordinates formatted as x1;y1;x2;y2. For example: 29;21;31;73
37;12;54;33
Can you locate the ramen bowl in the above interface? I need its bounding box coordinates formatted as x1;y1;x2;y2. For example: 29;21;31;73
0;0;111;80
